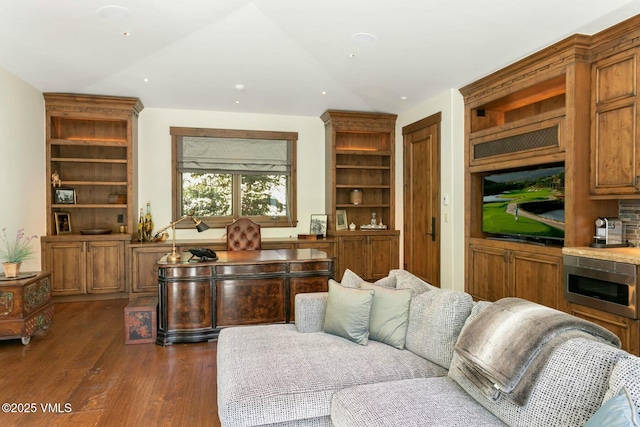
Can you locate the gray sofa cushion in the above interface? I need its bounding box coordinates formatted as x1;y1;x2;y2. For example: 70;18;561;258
604;354;640;419
217;324;447;427
404;288;474;369
331;377;506;427
359;282;412;349
449;337;623;427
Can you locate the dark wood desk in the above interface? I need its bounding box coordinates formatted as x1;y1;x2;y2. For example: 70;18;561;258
155;249;334;345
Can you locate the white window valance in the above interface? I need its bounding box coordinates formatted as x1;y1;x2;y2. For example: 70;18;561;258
178;136;291;175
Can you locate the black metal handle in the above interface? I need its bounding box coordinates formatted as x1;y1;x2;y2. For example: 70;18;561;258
427;217;436;242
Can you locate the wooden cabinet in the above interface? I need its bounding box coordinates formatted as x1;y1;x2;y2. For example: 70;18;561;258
591;48;640;197
43;94;142;299
468;240;564;310
322;110;399;281
42;236;126;297
335;231;399;282
569;303;639;356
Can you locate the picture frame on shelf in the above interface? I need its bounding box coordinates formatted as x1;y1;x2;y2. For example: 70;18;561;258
310;214;328;237
335;210;348;231
53;187;76;204
54;212;72;235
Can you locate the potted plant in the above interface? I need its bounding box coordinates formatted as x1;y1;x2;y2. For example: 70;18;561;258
0;228;37;278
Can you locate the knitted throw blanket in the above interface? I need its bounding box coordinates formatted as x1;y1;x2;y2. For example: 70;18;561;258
454;298;621;405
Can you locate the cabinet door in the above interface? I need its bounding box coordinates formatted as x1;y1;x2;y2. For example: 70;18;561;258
510;250;564;310
368;234;399;280
43;241;85;296
130;247;169;293
87;241;125;293
591;50;640;196
569;303;639;356
337;235;368;281
468;244;509;301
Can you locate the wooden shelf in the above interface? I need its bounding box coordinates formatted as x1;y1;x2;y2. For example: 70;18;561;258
49;138;128;146
51;157;127;164
52;204;127;209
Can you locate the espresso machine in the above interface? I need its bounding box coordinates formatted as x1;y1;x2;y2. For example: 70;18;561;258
592;217;625;247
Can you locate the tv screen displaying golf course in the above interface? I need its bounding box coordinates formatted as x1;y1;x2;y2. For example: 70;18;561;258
482;166;565;241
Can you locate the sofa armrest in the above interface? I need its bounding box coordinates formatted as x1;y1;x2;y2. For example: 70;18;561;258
294;292;328;333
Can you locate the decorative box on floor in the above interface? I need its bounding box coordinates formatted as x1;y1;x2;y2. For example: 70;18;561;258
124;296;158;344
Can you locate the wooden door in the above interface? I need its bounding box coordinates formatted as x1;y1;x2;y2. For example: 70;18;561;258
403;113;441;286
468;244;509;301
87;241;125;293
44;240;85;296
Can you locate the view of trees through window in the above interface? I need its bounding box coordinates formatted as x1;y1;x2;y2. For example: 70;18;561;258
181;173;288;217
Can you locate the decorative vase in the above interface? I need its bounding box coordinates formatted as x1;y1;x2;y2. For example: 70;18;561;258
3;262;21;278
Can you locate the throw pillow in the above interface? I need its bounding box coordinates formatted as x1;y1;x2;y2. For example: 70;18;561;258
390;269;437;296
340;268;397;289
404;289;474;369
360;283;412;349
585;388;639;427
324;280;375;345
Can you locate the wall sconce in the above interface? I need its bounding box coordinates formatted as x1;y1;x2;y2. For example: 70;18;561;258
154;211;210;263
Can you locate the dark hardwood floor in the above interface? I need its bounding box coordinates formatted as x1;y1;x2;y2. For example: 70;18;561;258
0;299;221;426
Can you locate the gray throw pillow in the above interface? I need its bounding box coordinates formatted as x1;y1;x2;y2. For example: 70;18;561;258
324;280;374;345
341;268;397;289
360;283;412;349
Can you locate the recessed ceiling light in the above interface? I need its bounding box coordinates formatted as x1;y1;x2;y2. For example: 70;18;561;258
401;96;407;100
234;84;245;92
349;53;356;58
123;32;130;36
235;101;240;104
143;78;149;83
98;5;131;20
322;91;327;95
351;32;377;45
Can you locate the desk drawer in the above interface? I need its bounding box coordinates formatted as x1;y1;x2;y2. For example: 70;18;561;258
215;263;287;276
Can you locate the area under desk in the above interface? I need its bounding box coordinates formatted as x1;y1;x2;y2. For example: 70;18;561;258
155;249;334;346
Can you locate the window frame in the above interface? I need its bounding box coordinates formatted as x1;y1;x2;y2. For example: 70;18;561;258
171;126;297;228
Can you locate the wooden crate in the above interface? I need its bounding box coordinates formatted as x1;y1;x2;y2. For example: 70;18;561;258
124;296;157;345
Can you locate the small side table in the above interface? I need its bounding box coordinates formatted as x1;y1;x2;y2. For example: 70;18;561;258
0;271;54;345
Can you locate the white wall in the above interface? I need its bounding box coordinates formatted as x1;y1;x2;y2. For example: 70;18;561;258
396;89;466;291
137;108;327;240
0;66;46;270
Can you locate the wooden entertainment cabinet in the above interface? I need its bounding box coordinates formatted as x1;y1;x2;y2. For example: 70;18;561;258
461;15;640;354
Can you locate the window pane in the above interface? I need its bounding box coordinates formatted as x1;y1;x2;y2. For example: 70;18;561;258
182;172;232;216
241;175;288;216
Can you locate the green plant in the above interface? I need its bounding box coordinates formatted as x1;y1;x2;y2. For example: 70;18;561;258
0;228;37;263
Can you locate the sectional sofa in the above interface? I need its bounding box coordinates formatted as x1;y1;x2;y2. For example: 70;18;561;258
217;269;640;427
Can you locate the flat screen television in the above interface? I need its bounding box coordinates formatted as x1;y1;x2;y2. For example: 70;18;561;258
482;165;565;245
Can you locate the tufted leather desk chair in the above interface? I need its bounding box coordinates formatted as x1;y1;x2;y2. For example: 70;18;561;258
226;218;262;251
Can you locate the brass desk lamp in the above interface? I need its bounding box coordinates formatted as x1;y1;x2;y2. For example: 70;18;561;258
154;211;210;263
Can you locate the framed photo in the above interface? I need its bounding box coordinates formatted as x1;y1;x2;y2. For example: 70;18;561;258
54;212;72;235
54;187;76;204
310;214;328;237
335;210;348;230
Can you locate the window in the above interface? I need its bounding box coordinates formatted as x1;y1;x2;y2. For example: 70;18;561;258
171;127;297;228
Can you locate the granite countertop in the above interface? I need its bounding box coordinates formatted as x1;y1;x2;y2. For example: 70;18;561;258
562;246;640;265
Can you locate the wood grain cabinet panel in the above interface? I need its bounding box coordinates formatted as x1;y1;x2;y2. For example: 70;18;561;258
468;241;563;311
569;303;639;356
591;49;640;196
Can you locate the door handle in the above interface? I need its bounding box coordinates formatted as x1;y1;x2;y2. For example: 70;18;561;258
427;217;436;242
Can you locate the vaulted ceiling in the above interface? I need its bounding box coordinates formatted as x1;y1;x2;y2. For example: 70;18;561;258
2;0;640;117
